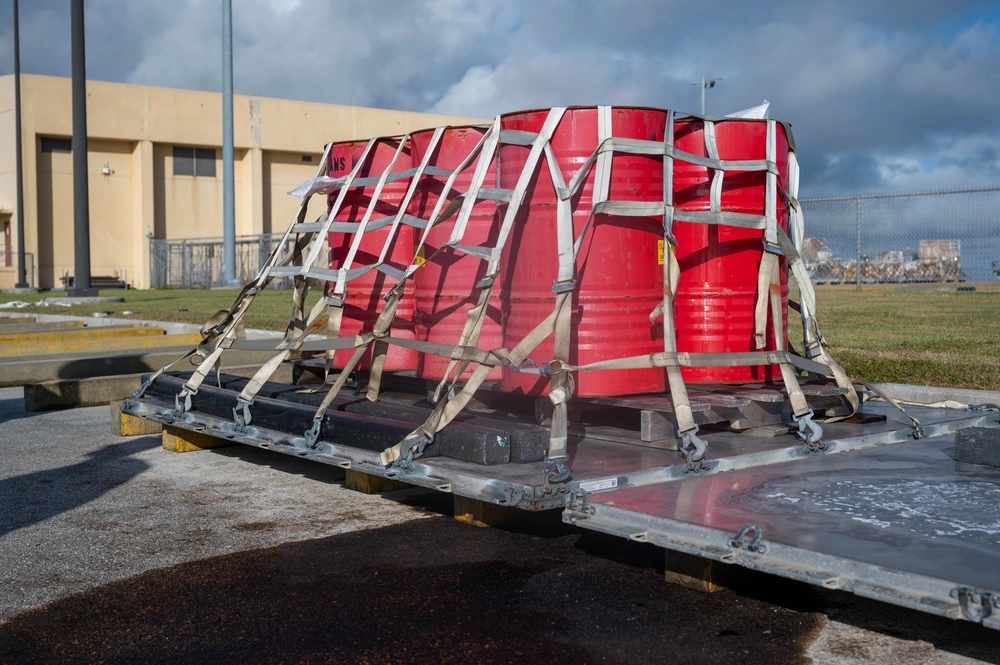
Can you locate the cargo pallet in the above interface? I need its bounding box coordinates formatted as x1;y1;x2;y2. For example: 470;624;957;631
125;106;1000;630
123;373;1000;627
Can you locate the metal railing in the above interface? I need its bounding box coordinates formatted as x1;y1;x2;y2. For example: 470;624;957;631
0;251;35;288
799;186;1000;288
149;234;297;289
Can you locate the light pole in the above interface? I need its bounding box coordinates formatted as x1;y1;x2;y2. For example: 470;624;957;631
219;0;240;287
12;0;29;288
692;76;723;115
69;0;96;297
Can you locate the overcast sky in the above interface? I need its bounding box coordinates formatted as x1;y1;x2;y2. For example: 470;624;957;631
1;0;998;196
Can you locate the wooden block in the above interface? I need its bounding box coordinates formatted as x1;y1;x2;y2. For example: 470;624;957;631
110;400;163;436
162;425;237;453
453;495;520;528
663;549;736;593
343;468;408;494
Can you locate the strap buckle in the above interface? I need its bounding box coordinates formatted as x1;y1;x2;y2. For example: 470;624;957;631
551;278;576;294
762;239;784;256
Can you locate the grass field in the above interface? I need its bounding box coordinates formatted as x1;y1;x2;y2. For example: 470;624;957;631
2;288;997;391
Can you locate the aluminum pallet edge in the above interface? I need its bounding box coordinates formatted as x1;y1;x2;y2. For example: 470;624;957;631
563;496;1000;630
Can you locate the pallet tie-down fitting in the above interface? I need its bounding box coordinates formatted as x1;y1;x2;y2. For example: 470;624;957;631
141;106;876;471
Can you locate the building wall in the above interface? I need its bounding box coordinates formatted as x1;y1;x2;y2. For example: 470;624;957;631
0;77;17;282
0;74;485;289
264;151;327;234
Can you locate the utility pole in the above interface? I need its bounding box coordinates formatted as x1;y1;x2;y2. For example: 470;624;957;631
692;76;723;115
12;0;29;289
68;0;96;297
219;0;240;287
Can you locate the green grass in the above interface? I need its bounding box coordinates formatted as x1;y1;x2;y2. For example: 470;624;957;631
3;287;997;390
0;288;322;332
814;290;1000;391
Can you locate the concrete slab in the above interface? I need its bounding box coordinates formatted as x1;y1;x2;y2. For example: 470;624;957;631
0;322;86;335
0;332;202;358
23;362;293;413
0;325;163;345
24;375;146;412
0;349;278;387
0;317;37;326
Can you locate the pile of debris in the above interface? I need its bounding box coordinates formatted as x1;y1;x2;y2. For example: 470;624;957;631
802;238;965;283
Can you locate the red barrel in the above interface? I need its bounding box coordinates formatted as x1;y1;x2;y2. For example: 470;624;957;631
499;107;667;397
327;138;417;371
673;119;789;383
410;126;502;380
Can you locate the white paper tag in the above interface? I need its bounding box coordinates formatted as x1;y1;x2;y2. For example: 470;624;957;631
579;477;618;493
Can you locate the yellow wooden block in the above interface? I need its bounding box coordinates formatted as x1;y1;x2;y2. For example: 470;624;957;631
0;332;200;357
110;400;163;436
453;495;520;528
0;325;165;346
162;425;238;453
344;468;408;494
663;550;734;593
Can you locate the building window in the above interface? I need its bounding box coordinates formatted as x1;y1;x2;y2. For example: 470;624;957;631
301;155;313;163
173;147;217;177
41;137;72;153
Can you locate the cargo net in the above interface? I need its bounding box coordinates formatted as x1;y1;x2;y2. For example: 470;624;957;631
136;106;894;482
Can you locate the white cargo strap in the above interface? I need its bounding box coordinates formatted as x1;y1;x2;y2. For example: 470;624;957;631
427;121;505;397
427;110;565;406
660;112;698;441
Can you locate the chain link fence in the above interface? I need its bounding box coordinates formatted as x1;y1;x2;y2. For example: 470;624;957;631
149;235;296;289
799;186;1000;287
150;186;1000;290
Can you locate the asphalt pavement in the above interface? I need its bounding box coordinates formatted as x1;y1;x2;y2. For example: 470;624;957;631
0;387;996;664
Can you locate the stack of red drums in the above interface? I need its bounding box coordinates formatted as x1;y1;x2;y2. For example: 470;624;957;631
498;107;668;397
672;118;790;383
325;110;791;394
409;126;503;380
326;138;417;371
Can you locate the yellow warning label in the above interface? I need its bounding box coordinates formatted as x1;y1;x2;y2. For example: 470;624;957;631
414;245;426;265
657;239;665;265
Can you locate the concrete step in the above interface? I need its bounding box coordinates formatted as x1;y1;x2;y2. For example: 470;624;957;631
0;348;279;387
0;325;164;345
0;332;202;357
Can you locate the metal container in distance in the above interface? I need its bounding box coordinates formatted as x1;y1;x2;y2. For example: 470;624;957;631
410;126;502;381
499;107;667;397
327;138;417;371
673;119;790;383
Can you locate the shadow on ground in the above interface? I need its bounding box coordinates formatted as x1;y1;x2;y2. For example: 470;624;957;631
0;436;159;538
2;498;998;664
0;514;820;665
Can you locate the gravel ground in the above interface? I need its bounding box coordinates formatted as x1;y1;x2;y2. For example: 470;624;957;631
0;386;996;664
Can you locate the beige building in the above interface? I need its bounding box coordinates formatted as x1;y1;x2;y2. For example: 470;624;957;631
0;74;482;289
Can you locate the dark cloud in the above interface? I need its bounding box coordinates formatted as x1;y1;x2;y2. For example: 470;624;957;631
0;0;996;195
